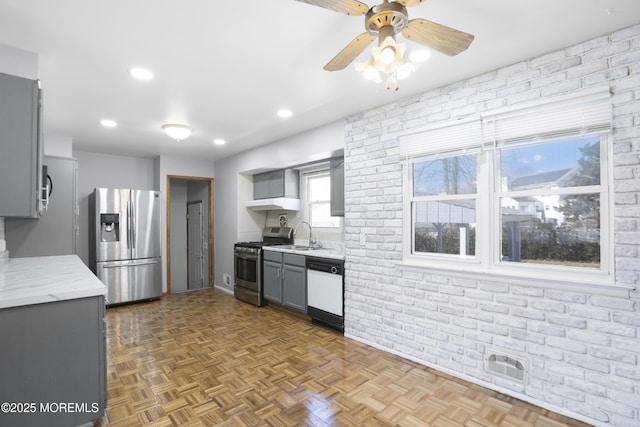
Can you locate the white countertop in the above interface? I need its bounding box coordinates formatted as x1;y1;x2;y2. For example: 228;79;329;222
263;245;345;260
0;255;107;309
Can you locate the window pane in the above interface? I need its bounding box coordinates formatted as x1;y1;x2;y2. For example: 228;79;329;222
500;194;600;268
309;175;331;201
413;200;476;255
500;136;600;190
310;202;339;227
413;154;477;196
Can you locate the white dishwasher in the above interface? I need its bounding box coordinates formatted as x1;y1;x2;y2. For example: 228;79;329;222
306;256;344;332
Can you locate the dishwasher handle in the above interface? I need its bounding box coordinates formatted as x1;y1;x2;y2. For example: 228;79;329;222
306;259;343;275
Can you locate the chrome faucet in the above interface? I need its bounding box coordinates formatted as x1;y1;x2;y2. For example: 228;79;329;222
294;221;316;248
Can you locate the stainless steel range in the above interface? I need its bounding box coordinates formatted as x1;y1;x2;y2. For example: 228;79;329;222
234;227;293;306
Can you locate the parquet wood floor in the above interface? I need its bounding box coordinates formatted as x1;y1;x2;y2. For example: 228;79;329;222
94;288;590;427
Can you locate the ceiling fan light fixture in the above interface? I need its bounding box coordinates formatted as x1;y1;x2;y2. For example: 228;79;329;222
162;124;193;141
371;36;407;74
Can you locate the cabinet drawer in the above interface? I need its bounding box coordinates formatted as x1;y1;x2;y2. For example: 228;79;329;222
263;250;283;263
283;253;305;267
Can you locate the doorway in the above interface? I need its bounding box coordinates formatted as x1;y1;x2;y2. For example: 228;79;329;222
187;200;204;290
167;175;214;294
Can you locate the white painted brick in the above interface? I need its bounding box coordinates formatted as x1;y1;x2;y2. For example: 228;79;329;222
343;23;640;427
590;347;637;365
588;392;636;418
567;329;611;346
590;295;636;311
547;314;588;329
511;329;545;345
565;401;610;423
547;336;587;353
527;344;564;361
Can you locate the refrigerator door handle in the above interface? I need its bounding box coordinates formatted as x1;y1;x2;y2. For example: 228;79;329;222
130;199;136;251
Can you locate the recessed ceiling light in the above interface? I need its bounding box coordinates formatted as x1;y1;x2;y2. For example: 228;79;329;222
100;119;117;127
213;139;226;146
277;109;293;118
130;67;153;80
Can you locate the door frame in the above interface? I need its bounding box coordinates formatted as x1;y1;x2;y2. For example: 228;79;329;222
166;175;214;294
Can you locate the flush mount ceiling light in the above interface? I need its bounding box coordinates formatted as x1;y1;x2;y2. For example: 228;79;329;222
100;119;117;128
277;109;293;118
295;0;474;90
213;138;226;146
162;124;193;141
130;67;153;80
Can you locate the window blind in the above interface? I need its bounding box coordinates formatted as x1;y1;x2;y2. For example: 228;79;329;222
399;117;482;160
482;86;612;145
399;87;612;160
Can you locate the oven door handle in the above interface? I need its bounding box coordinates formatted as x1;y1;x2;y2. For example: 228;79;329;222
234;252;259;261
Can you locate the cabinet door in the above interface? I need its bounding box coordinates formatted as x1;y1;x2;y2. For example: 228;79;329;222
263;260;282;303
0;73;42;218
283;264;306;313
253;170;284;199
330;158;344;217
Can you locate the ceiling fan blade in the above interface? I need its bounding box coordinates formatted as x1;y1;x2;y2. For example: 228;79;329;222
324;32;376;71
395;0;426;7
402;18;474;56
294;0;369;15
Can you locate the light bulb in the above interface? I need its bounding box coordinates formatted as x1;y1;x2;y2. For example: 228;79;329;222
380;46;396;65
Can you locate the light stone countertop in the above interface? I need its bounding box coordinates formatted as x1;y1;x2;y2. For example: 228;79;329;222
263;245;345;261
0;255;107;309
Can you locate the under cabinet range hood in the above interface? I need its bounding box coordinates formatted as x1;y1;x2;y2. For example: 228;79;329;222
244;197;300;211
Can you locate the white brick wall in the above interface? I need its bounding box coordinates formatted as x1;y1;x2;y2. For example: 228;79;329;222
344;24;640;427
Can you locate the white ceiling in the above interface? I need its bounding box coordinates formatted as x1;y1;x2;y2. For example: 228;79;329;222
1;0;639;162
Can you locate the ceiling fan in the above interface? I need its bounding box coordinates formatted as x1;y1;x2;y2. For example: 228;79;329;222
295;0;474;88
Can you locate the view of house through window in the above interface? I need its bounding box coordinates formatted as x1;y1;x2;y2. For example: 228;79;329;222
498;135;602;268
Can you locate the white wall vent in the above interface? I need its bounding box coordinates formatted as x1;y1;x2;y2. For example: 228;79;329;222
484;350;528;384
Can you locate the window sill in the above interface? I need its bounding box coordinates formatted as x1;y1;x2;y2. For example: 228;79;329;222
397;259;634;297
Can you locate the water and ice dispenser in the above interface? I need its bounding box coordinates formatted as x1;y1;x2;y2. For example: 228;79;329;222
100;213;120;242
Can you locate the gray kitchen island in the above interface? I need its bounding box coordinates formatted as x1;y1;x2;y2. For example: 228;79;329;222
0;254;108;427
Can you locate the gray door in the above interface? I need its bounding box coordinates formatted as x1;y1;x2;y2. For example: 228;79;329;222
187;201;204;289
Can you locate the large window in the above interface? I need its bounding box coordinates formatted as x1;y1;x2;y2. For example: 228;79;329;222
498;135;602;268
401;89;613;285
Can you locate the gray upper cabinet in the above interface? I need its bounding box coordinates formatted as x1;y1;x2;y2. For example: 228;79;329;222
330;158;344;217
253;169;299;200
0;73;43;218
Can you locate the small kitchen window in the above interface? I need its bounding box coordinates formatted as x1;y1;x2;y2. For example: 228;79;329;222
304;170;340;228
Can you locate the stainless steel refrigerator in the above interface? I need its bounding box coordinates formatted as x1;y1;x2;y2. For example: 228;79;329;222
89;188;162;305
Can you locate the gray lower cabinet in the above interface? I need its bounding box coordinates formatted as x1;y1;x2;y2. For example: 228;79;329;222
263;255;283;303
0;295;106;427
263;251;307;313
